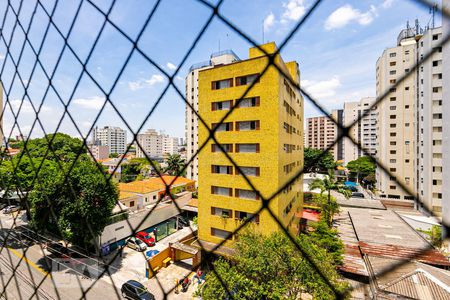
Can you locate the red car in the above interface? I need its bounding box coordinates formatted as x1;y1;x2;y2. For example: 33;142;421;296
136;231;155;247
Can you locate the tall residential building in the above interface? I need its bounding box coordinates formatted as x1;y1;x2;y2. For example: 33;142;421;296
88;144;109;160
376;25;419;200
342;97;377;164
0;83;3;146
92;126;127;155
416;26;444;215
331;108;344;161
185;50;240;182
135;129;179;158
305;116;336;156
197;42;304;250
442;0;450;244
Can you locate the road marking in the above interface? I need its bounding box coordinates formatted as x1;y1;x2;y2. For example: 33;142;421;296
6;247;51;278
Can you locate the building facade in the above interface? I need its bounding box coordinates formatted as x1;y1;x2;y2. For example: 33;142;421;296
92;126;127;155
416;27;444;215
185;50;240;182
197;42;304;249
135;129;179;159
343;97;377;164
376;27;419;200
442;0;450;245
305;116;336;156
88;144;109;160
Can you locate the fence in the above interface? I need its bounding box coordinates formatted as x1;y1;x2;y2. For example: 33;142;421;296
0;0;449;299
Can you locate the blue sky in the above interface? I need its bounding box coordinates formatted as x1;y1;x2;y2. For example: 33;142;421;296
0;0;439;142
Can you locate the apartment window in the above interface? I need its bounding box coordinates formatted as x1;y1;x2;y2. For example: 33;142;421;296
433;140;442;146
433;127;442;133
389;53;396;57
236;143;260;153
433;166;442;172
211;78;233;90
212;122;233;132
211;207;232;218
433;180;442;186
235;189;259;200
389;88;396;92
389;61;396;66
433;87;439;93
211;165;233;175
389;106;396;110
437;73;442;79
405;105;410;109
211;186;232;196
390;132;396;137
236;120;260;131
433;113;442;119
405;159;410;163
390;97;396;101
237;97;260;108
390;159;396;163
433;153;442;158
405;68;410;72
432;34;439;40
211;228;232;240
390;186;397;190
390;150;396;154
390;168;396;172
405;86;410;90
389;115;396;119
405;50;410;55
390;124;396;128
211;143;233;153
390;176;396;181
235;211;259;223
390;79;396;84
389;70;396;75
432;61;439;67
235;74;259;86
236;167;260;177
212;100;233;111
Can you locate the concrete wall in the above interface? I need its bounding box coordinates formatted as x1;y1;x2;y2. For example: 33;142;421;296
99;192;192;247
442;0;450;245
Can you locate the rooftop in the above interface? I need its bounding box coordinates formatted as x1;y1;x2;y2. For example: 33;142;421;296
119;176;195;194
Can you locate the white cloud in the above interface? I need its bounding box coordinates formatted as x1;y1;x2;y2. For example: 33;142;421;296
0;54;4;60
264;12;275;31
9;99;52;114
128;74;165;91
73;96;105;110
382;0;394;9
281;0;306;23
301;76;341;99
176;76;184;81
81;121;92;128
166;62;177;70
324;4;377;30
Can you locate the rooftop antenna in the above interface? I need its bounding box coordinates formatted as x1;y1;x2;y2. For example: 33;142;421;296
218;38;221;52
429;2;438;29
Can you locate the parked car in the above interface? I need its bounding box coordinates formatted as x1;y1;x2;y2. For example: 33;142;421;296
0;203;8;210
127;237;147;252
3;205;20;214
351;192;365;198
345;186;358;192
136;231;155;247
121;280;155;300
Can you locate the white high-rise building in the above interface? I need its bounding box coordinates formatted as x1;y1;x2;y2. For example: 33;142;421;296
135;129;180;158
416;26;444;215
92;126;127;155
185;50;240;182
442;0;450;246
376;25;419;200
343;97;377;164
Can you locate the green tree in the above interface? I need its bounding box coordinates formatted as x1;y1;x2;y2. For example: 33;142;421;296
164;154;185;176
346;156;375;183
304;147;335;173
120;158;160;182
200;231;349;299
21;133;85;162
109;153;119;158
309;219;345;265
29;159;118;250
309;170;350;226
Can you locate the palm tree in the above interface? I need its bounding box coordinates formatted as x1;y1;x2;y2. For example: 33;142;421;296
164;154;185;176
308;170;350;226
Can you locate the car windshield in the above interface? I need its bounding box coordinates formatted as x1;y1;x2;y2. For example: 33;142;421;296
136;287;148;295
136;239;144;245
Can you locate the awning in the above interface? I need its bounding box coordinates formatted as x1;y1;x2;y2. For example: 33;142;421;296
182;205;198;213
296;209;320;222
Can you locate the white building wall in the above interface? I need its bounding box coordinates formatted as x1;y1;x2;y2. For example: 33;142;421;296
441;0;450;238
93;126;127;155
416;27;444;215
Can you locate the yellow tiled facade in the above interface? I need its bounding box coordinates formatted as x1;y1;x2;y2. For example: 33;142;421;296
197;42;304;248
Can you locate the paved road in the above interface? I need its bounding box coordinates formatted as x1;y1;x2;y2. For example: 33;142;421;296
0;216;124;299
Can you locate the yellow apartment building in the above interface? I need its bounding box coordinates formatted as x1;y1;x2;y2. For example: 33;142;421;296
197;42;304;251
